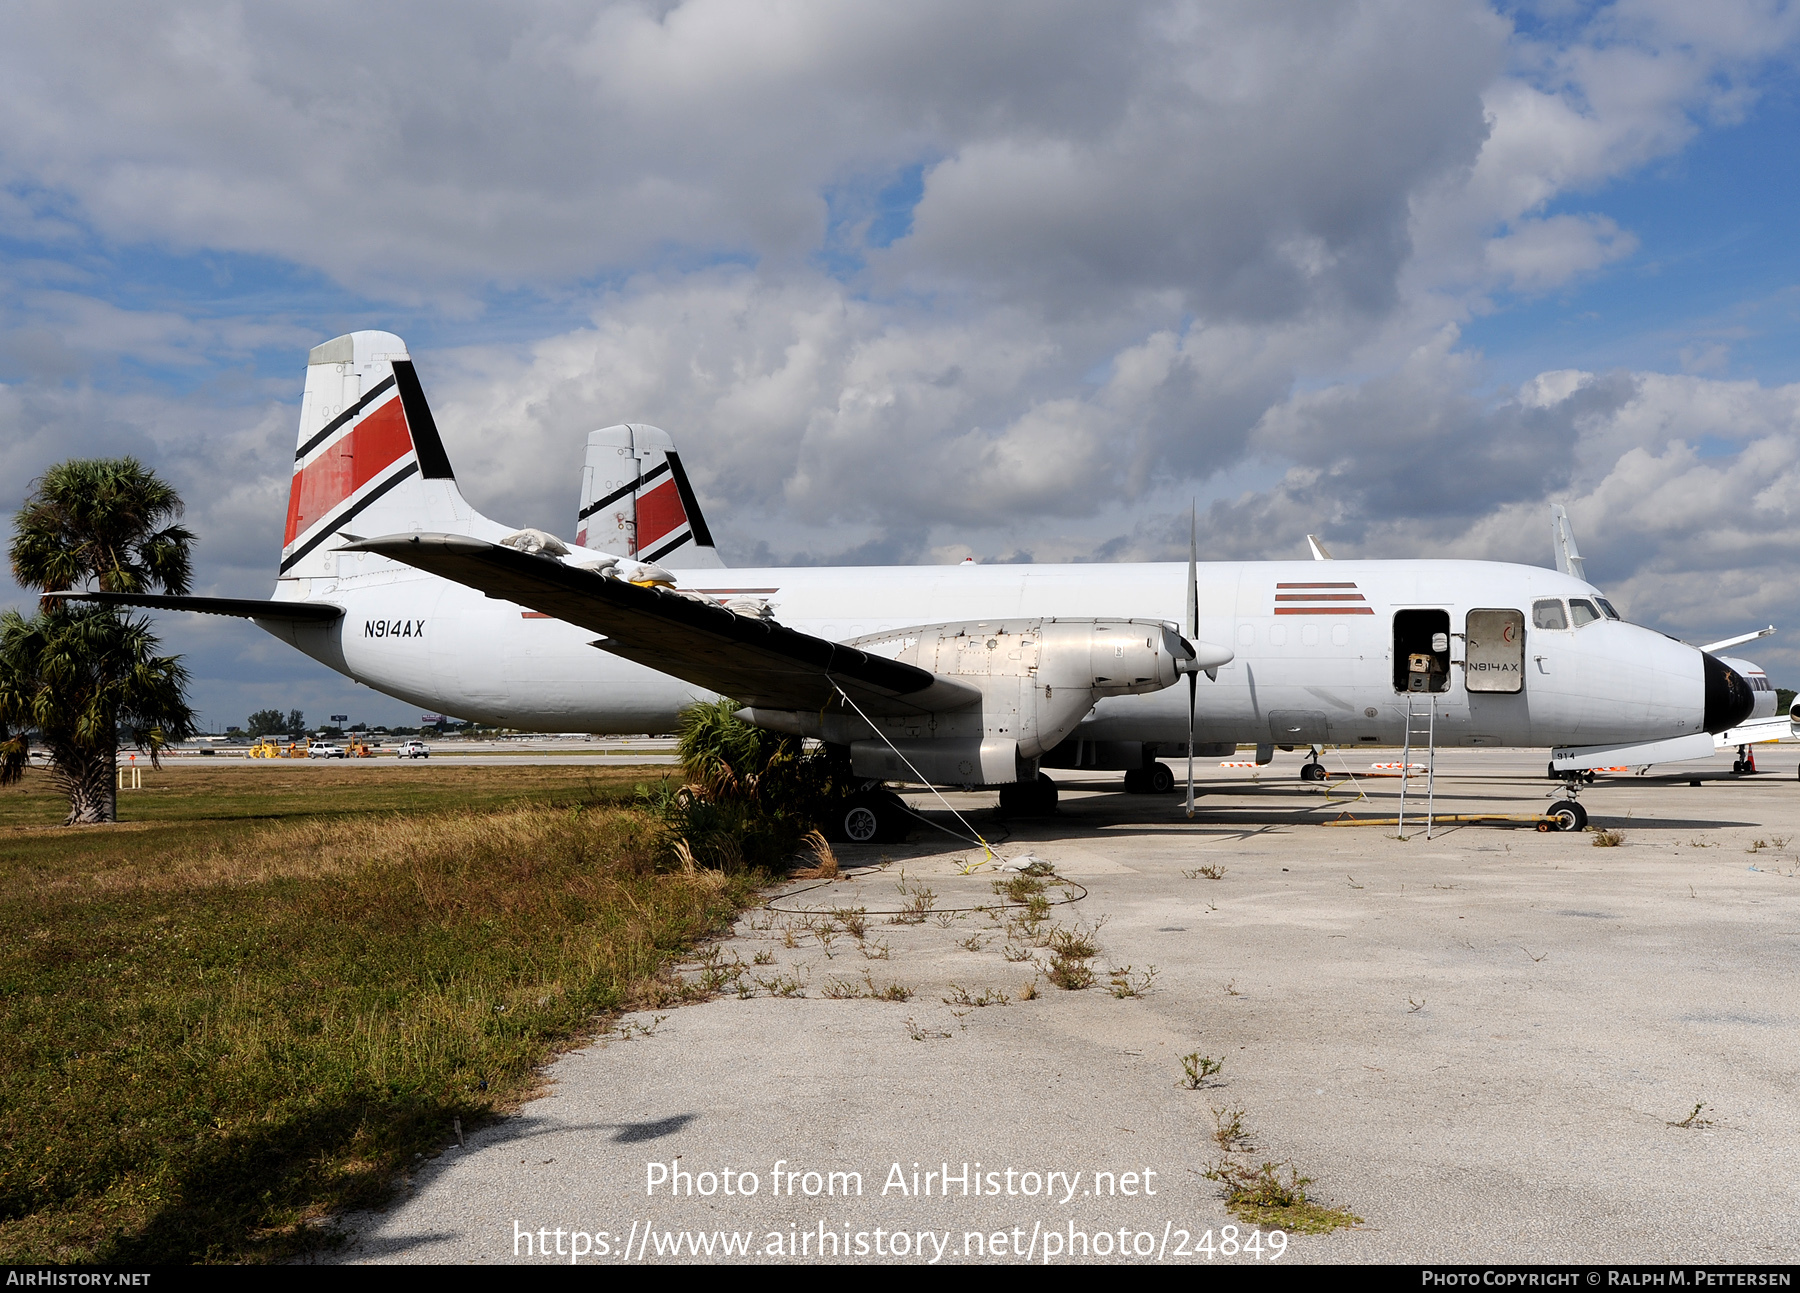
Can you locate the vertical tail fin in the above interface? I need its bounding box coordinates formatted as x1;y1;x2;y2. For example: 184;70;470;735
1551;504;1586;582
281;331;500;579
575;424;724;568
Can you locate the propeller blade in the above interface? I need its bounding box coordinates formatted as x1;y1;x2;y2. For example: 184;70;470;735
1186;503;1199;817
1186;504;1198;641
1185;671;1197;817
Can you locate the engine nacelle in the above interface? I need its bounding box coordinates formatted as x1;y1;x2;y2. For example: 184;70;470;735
741;617;1190;784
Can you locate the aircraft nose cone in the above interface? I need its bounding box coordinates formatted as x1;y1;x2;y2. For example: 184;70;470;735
1703;651;1755;734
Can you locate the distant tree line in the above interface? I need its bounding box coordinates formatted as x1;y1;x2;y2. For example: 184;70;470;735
246;708;307;738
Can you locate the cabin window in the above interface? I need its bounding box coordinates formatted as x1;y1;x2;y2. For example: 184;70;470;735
1392;608;1451;693
1532;599;1568;631
1568;598;1601;627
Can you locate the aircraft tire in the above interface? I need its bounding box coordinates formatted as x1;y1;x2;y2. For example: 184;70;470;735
878;790;911;843
1545;800;1588;832
836;795;886;844
1122;769;1149;794
1300;762;1326;782
999;774;1059;816
1148;763;1175;794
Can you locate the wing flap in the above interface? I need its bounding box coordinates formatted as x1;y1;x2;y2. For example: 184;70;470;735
340;532;980;714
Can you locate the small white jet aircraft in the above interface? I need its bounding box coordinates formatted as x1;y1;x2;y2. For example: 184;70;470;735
70;332;1755;839
1551;505;1787;776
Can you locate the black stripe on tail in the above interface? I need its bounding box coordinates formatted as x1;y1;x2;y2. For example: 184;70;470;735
391;361;455;479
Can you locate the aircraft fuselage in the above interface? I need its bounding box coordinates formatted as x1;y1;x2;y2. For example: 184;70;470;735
259;555;1708;751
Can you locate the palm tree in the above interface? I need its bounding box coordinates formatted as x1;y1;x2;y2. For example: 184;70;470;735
3;458;199;822
11;457;194;603
0;605;195;823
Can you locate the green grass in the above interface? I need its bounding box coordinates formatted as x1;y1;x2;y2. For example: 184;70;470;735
0;765;758;1262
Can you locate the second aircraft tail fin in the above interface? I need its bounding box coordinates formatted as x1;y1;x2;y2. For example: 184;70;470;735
576;424;724;568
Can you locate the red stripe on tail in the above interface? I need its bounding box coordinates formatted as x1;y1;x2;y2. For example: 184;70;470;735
635;478;687;550
283;398;414;547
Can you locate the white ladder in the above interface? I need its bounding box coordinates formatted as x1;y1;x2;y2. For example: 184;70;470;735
1397;691;1437;838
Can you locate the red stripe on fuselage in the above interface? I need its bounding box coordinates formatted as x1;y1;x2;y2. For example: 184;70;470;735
635;478;686;549
283;398;413;547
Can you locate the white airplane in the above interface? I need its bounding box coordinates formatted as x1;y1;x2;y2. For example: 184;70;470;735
68;331;1755;841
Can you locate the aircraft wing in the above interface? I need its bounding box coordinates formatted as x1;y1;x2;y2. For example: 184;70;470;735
46;591;343;621
340;532;981;715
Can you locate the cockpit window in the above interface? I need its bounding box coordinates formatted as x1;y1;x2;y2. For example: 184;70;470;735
1594;597;1621;621
1568;598;1601;627
1532;599;1568;630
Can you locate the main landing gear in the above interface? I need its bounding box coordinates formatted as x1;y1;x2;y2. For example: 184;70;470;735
832;788;912;844
1300;748;1327;782
1123;763;1176;794
1732;744;1758;775
1547;761;1597;785
1537;799;1589;832
999;772;1061;816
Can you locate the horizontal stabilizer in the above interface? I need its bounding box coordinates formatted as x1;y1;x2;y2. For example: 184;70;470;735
1551;732;1716;772
48;591;342;622
1711;715;1793;748
1698;626;1775;654
340;532;980;715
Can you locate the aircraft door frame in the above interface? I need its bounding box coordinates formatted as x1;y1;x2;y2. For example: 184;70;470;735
1464;608;1525;694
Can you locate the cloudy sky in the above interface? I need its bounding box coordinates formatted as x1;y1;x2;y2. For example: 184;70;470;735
4;0;1800;729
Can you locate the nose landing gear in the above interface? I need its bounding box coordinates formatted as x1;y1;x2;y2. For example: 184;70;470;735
1299;747;1327;781
1731;744;1757;775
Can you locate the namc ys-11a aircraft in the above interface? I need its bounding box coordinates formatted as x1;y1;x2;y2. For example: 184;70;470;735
67;332;1756;842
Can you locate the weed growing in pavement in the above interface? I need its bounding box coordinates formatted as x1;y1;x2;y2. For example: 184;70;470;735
832;907;868;939
1020;979;1041;1000
608;1014;670;1040
1202;1160;1361;1233
889;881;937;925
1747;839;1769;853
754;973;806;998
1211;1105;1254;1153
1108;965;1159;998
1046;953;1096;991
1181;1053;1223;1089
859;938;891;960
1408;997;1426;1012
1669;1102;1713;1129
1001;943;1036;963
943;983;1011;1008
1182;864;1228;880
958;933;989;952
905;1017;950;1042
1045;922;1102;960
752;949;774;965
1591;829;1625;847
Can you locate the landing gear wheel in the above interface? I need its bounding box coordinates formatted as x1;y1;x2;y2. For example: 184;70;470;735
838;797;883;844
1122;768;1148;794
1300;762;1326;782
1733;759;1745;774
834;791;909;844
999;773;1059;816
1545;800;1588;833
1148;762;1175;794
